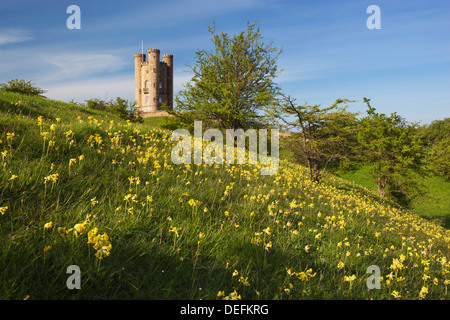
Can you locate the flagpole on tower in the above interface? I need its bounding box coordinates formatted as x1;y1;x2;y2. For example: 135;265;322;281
141;41;144;61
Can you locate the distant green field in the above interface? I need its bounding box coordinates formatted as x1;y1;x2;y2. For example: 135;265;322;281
143;116;166;128
337;165;450;228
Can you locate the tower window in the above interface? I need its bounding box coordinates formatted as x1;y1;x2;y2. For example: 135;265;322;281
145;96;149;104
159;81;163;89
145;81;149;88
159;97;162;103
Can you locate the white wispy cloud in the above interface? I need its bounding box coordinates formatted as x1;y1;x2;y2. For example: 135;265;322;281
0;28;32;45
39;53;127;82
44;75;134;102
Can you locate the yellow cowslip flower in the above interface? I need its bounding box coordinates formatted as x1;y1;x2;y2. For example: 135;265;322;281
44;221;53;229
169;225;180;237
73;222;87;236
419;286;428;299
43;245;52;252
0;206;9;215
391;291;401;299
232;270;239;277
433;278;439;286
95;244;112;260
92;233;110;250
57;227;69;236
90;197;98;206
87;227;99;244
188;199;201;207
8;174;18;181
41;131;51;140
217;291;225;298
50;124;57;131
224;290;241;300
344;275;357;282
78;154;84;161
304;245;310;253
306;268;316;278
43;173;59;184
297;272;309;282
123;193;132;201
6;132;15;141
69;158;77;166
238;276;250;286
338;261;345;270
264;241;272;252
390;258;404;271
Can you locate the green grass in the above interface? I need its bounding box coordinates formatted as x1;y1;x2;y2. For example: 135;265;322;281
1;91;449;300
143;116;167;128
337;164;450;228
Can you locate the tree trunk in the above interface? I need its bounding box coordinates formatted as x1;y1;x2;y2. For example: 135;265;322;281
377;176;388;198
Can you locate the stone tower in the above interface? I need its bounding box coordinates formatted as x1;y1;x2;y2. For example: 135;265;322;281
134;48;173;115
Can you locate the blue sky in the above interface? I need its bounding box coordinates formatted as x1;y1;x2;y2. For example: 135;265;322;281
0;0;449;123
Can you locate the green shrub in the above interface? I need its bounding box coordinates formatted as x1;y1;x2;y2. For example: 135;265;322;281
0;79;46;97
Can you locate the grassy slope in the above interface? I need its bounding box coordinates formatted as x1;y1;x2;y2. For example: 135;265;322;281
1;91;449;300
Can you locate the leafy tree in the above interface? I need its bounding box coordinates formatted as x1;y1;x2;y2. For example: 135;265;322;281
357;98;427;206
427;137;450;180
0;79;46;97
267;95;359;182
422;118;450;180
165;20;282;131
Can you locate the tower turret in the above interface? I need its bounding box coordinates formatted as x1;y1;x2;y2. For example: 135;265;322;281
147;49;160;112
134;53;145;111
162;54;173;110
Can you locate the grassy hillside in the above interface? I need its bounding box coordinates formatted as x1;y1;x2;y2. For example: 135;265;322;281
1;91;449;300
